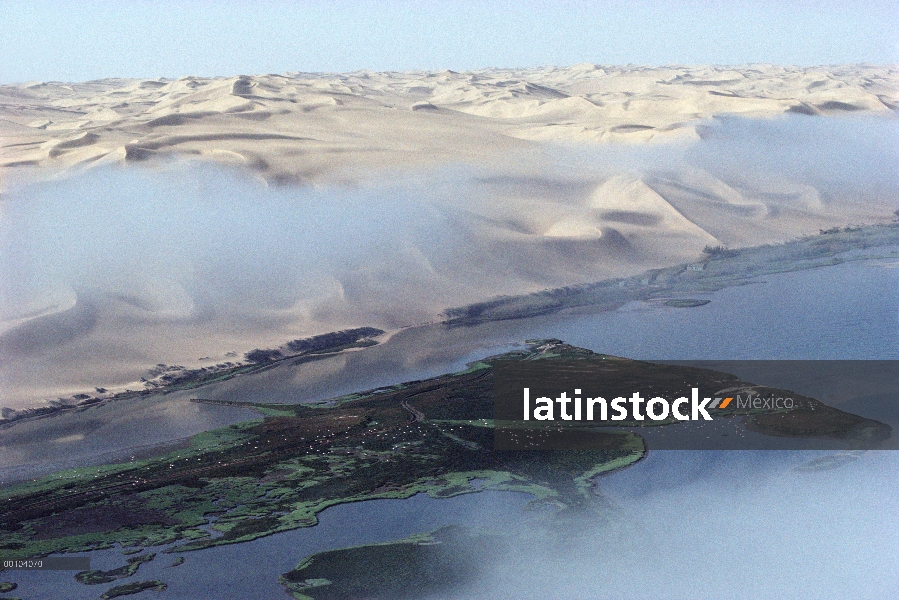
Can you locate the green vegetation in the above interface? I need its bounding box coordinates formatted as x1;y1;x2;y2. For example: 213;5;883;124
702;244;740;257
0;583;16;593
0;339;887;567
0;341;644;559
663;298;710;308
100;580;167;599
74;553;154;585
285;328;384;354
243;348;284;363
281;526;499;599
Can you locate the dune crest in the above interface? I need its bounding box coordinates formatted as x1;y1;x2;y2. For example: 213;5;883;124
2;65;896;186
1;66;898;409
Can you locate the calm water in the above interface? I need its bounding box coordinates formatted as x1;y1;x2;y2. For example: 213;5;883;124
199;256;899;407
2;256;897;483
3;257;898;598
5;491;535;600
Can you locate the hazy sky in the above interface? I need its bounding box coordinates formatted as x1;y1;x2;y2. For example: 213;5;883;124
1;1;897;82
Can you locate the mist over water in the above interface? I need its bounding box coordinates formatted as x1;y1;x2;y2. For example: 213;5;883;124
1;115;897;407
447;450;899;600
0;115;896;597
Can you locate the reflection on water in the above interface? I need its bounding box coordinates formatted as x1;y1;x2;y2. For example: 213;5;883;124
6;491;534;600
0;396;258;484
6;116;897;409
166;255;899;408
165;254;899;415
2;258;897;598
429;448;899;600
2;257;896;483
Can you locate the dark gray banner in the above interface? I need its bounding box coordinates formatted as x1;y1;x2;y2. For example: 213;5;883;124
493;359;897;450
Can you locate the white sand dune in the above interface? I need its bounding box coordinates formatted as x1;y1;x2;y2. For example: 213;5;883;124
2;65;897;186
0;65;897;409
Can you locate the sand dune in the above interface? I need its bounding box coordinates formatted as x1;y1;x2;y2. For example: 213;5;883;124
2;65;896;186
1;65;897;409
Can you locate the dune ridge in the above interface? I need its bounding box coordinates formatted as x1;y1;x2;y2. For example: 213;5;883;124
2;64;897;186
1;65;898;410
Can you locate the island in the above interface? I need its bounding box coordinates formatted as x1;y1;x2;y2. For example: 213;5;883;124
1;339;889;568
100;580;167;599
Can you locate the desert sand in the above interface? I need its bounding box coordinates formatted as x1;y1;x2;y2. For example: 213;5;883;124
1;64;897;409
2;64;897;185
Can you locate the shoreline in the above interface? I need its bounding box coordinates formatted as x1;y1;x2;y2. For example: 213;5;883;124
0;327;386;428
444;222;899;325
2;222;897;429
1;339;885;563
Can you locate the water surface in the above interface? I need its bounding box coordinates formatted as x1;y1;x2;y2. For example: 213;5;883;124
2;256;896;483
